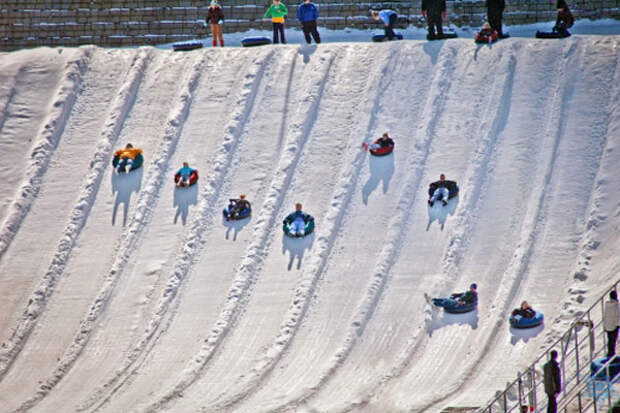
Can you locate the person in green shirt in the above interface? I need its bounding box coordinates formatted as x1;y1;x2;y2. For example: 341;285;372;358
264;0;288;44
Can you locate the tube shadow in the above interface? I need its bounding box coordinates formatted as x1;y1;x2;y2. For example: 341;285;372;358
111;167;143;226
298;44;317;64
223;215;251;241
423;39;445;65
426;195;459;231
510;324;545;345
282;232;315;271
173;183;198;225
426;307;479;336
362;153;395;205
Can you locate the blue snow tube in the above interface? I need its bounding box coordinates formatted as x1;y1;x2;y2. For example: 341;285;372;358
509;311;544;329
241;37;272;47
372;33;403;42
172;41;203;51
443;300;477;314
590;356;620;380
223;205;252;221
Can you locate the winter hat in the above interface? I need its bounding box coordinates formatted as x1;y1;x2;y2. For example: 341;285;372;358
482;22;491;30
210;0;218;6
470;283;477;290
556;0;566;9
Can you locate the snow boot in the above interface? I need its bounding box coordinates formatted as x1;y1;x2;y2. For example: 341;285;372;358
428;200;434;207
442;199;448;206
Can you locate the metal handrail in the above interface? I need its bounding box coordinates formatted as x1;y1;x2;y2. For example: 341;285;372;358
479;278;620;413
558;355;620;412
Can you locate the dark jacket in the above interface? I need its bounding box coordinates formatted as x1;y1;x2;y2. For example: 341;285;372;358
452;290;477;305
421;0;446;14
428;179;458;197
512;308;536;318
485;0;505;11
230;198;251;211
556;5;574;28
283;210;314;224
376;137;394;147
543;359;561;395
206;6;225;24
297;2;319;22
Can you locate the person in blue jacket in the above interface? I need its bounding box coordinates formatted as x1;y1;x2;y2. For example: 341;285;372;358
176;162;197;187
371;9;398;40
297;0;321;44
284;202;314;237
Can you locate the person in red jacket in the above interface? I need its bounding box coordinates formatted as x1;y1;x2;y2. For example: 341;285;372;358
206;1;225;47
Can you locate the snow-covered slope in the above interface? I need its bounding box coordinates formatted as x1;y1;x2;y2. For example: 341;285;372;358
0;37;618;412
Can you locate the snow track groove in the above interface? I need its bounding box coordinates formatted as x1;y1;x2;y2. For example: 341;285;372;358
10;50;206;412
145;49;337;413
74;48;277;412
0;49;150;384
0;48;92;261
206;45;394;411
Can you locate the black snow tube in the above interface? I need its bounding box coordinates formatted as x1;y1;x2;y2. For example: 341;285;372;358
372;33;403;42
172;41;204;51
241;37;272;47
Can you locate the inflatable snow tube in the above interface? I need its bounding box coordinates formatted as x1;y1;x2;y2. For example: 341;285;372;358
474;31;498;43
509;311;544;329
428;181;459;200
369;141;395;156
172;41;203;51
371;33;403;42
591;356;620;380
283;219;315;238
443;301;477;314
241;37;272;47
223;205;252;221
174;171;199;187
536;30;570;39
112;153;144;172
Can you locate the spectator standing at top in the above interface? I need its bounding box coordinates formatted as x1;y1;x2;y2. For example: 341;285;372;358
206;1;225;47
264;0;288;44
604;290;620;357
421;0;446;39
371;9;398;41
543;350;561;413
485;0;505;38
553;0;574;36
297;0;321;44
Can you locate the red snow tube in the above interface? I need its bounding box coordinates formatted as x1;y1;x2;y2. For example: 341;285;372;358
475;31;498;43
370;143;394;156
174;171;199;187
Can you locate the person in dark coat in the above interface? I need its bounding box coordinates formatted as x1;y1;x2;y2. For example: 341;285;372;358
206;1;225;47
553;0;574;36
428;173;458;207
368;132;394;151
371;10;398;40
485;0;505;38
426;283;478;309
511;300;536;318
421;0;446;39
227;194;251;217
297;0;321;44
543;350;561;413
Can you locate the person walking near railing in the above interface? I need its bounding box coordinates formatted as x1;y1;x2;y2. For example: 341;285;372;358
543;350;561;413
604;290;620;357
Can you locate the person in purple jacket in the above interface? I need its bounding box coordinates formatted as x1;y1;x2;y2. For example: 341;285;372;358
297;0;321;44
371;9;398;40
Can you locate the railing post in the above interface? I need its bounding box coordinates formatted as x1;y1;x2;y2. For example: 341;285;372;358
518;375;524;411
504;392;508;413
574;325;580;385
529;366;537;412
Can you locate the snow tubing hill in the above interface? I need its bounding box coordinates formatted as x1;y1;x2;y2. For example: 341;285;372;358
174;171;199;187
474;31;498;43
536;30;571;39
223;205;252;221
241;37;272;47
372;33;403;42
112;153;144;172
444;301;477;314
509;311;544;329
590;356;620;380
283;218;315;238
172;41;204;51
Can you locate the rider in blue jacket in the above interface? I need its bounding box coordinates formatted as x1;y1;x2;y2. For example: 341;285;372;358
176;162;197;186
284;202;314;236
297;0;321;44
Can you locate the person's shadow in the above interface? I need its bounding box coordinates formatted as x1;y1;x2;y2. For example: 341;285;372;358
423;39;444;65
173;183;198;225
282;231;315;270
510;323;545;345
298;44;317;64
426;195;459;231
362;153;395;205
223;214;251;241
111;167;143;226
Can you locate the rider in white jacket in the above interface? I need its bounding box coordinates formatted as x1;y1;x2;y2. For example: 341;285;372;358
603;290;620;357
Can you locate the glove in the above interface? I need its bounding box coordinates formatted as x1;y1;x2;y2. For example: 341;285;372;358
218;19;223;24
283;220;287;225
421;10;426;17
442;11;446;19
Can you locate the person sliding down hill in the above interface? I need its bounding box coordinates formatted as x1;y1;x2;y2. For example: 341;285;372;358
428;173;458;207
227;194;251;217
114;143;143;173
512;300;536;318
425;283;478;308
553;0;574;37
283;202;314;237
370;132;394;151
176;162;197;187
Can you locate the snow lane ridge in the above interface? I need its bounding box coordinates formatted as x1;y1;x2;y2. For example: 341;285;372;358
0;47;92;261
10;50;205;412
144;49;336;413
207;46;384;411
79;49;275;412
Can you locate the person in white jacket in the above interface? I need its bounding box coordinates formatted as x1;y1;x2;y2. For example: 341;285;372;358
603;290;620;357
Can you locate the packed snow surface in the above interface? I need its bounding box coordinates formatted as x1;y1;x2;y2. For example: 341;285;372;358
0;35;619;412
